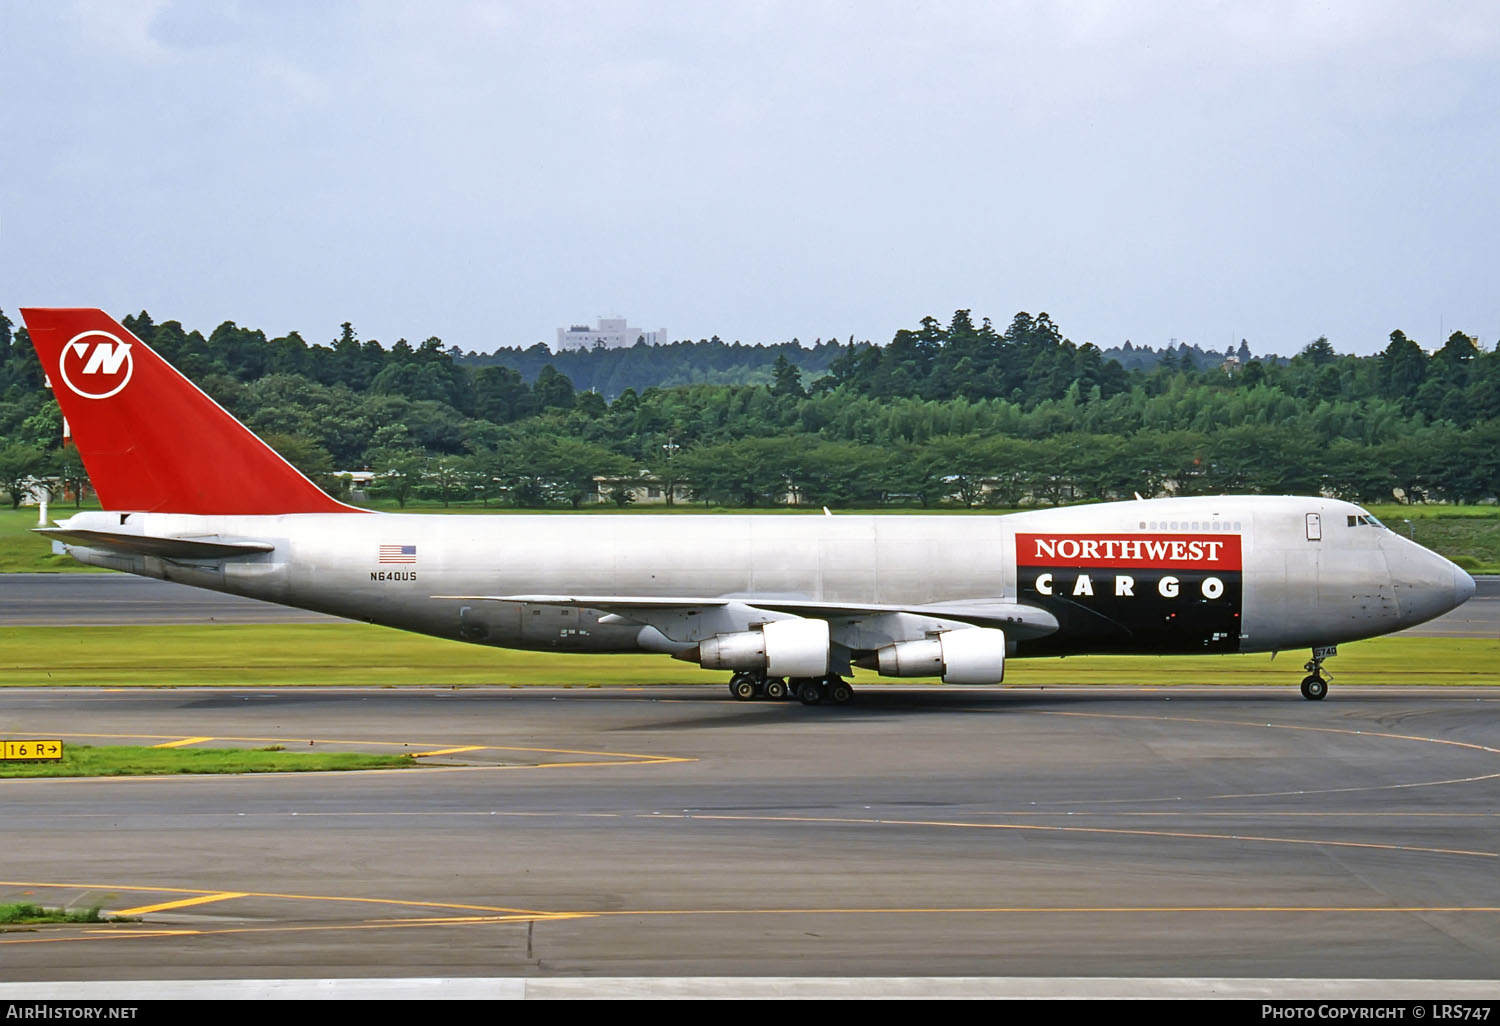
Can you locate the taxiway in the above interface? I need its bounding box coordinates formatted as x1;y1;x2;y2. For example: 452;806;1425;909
1;685;1496;982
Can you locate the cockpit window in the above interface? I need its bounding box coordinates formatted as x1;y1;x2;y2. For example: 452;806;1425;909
1347;511;1386;529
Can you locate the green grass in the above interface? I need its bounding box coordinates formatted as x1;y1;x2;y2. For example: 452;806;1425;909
0;505;109;572
1366;503;1500;520
1365;507;1500;572
0;622;1493;688
1394;519;1500;573
0;743;417;777
0;902;120;925
1021;637;1500;687
0;623;725;686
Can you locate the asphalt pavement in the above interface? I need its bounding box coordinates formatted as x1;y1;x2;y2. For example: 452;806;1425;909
0;684;1496;988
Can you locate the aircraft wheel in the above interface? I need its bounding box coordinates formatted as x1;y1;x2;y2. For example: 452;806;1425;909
730;673;759;701
1300;675;1327;701
796;679;824;705
764;677;788;700
828;680;854;705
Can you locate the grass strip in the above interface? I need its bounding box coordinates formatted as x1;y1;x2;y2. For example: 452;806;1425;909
0;743;417;778
0;506;107;573
0;623;724;686
0;623;1494;688
0;903;121;925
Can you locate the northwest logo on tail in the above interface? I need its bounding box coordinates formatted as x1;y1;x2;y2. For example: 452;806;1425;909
58;331;134;399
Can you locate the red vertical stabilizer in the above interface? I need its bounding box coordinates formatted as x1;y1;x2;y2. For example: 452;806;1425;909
21;308;360;514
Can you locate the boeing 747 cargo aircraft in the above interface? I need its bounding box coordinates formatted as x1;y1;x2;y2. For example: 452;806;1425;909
20;309;1476;704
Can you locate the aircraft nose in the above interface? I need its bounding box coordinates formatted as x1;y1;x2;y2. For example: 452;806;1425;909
1455;565;1476;608
1381;533;1473;630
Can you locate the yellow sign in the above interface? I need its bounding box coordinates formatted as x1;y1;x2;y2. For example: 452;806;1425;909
2;740;63;761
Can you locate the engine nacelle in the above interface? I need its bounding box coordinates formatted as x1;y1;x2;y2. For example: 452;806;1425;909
698;618;831;678
875;638;944;677
876;626;1006;684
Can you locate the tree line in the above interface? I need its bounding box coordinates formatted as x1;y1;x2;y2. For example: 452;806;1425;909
458;334;854;397
0;307;1496;510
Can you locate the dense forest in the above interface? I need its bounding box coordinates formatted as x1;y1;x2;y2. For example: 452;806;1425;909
450;328;1271;398
0;307;1496;511
457;334;854;396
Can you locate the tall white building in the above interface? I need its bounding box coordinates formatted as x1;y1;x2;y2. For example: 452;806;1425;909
555;316;668;351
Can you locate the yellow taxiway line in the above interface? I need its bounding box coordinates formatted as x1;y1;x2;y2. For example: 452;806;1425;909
0;879;554;918
113;892;249;916
3;874;1497;953
645;811;1496;860
149;736;214;749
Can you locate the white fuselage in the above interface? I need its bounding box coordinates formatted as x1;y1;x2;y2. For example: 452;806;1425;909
50;495;1474;670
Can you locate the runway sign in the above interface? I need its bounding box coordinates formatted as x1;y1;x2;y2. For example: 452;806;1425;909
2;740;63;761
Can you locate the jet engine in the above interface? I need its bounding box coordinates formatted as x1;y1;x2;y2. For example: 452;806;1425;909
875;626;1006;684
697;617;831;677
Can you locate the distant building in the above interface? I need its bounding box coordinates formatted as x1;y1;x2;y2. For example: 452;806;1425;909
556;316;668;351
592;473;693;506
333;469;378;502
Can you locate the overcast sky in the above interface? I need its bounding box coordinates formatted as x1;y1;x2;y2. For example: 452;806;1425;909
3;1;1496;356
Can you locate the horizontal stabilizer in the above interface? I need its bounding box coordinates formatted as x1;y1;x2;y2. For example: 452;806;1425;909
36;527;275;561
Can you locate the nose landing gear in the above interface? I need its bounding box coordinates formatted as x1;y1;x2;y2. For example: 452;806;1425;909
1299;673;1327;701
1300;647;1335;700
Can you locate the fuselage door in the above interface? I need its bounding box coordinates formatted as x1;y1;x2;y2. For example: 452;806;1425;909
1305;513;1322;542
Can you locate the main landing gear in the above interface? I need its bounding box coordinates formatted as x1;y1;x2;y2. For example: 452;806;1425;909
727;672;853;705
728;671;790;702
1300;649;1333;701
792;675;854;706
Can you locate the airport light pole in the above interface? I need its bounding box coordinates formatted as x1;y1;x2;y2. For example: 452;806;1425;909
661;439;681;507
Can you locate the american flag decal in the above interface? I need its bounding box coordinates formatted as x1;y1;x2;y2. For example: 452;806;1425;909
378;544;417;564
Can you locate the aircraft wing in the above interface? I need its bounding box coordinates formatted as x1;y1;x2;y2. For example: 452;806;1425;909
432;593;1059;644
